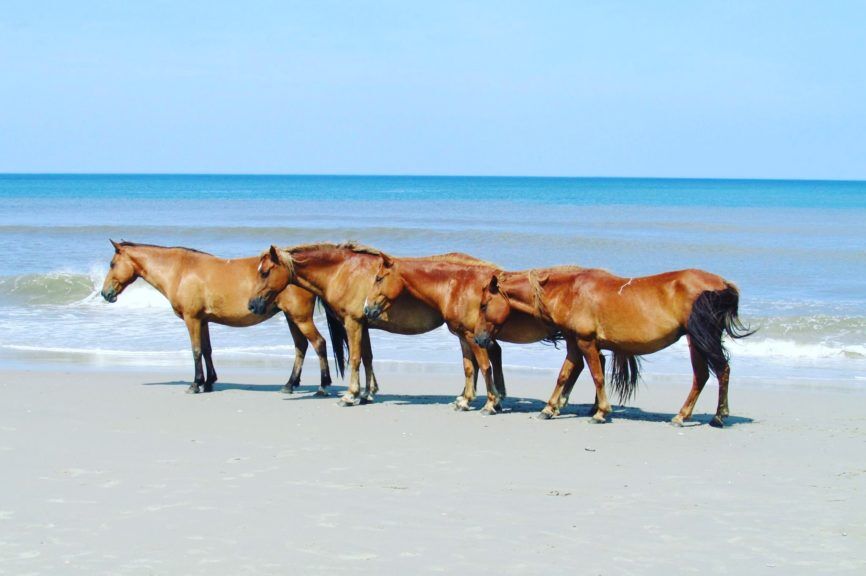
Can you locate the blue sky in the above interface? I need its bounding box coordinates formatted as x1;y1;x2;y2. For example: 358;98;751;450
1;1;864;178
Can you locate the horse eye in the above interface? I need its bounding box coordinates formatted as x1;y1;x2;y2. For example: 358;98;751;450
375;276;383;283
260;269;270;278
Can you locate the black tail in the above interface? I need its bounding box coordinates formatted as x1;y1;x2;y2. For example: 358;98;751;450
686;284;755;375
318;298;348;379
541;329;566;349
609;351;641;404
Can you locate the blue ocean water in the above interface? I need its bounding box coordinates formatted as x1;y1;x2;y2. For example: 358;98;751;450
1;174;864;384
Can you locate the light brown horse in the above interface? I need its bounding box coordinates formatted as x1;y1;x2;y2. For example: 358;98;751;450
363;253;564;414
248;242;505;409
474;267;753;427
101;240;345;394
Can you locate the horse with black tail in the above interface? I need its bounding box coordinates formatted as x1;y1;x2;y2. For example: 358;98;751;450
473;267;754;427
101;240;346;394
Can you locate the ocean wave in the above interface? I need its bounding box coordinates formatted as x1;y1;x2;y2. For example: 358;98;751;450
0;272;97;306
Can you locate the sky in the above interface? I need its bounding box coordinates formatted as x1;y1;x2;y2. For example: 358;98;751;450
1;1;864;179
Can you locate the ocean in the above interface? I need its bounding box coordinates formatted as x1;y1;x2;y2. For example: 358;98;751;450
1;174;864;386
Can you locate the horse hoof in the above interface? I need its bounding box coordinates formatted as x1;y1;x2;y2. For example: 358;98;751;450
280;385;293;394
186;385;199;394
709;416;725;428
590;414;607;424
670;416;684;427
202;384;213;393
359;396;374;405
536;410;554;420
338;396;360;407
480;407;497;416
314;389;330;397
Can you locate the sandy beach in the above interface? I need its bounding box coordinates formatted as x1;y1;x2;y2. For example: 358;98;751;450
1;365;864;575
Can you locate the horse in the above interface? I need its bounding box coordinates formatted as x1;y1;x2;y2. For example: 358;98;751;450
473;267;754;427
247;242;506;410
363;253;565;414
100;240;346;394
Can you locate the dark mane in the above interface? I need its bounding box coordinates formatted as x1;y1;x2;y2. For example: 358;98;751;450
285;241;383;257
119;241;212;256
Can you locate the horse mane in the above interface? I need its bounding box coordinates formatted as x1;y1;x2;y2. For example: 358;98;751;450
284;241;383;257
527;270;552;321
119;241;212;256
425;252;500;268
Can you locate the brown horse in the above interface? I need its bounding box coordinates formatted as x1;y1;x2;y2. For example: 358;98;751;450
248;242;505;409
101;240;346;394
474;267;753;427
363;253;564;414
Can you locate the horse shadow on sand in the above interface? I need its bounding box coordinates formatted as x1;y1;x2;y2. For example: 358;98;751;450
141;381;754;426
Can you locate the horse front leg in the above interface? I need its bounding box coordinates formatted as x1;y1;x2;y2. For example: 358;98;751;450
577;338;610;423
454;336;479;411
184;316;205;394
488;340;506;399
360;326;379;403
201;321;217;392
470;343;500;415
673;336;710;426
283;315;309;394
540;339;583;419
337;318;364;406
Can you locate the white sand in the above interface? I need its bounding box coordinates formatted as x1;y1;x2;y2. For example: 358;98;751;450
1;366;864;575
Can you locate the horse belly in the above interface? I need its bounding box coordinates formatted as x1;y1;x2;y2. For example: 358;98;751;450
498;314;551;344
374;294;443;335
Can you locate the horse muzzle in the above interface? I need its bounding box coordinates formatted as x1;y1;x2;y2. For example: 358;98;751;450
474;331;493;349
363;304;383;321
101;288;117;303
248;296;269;315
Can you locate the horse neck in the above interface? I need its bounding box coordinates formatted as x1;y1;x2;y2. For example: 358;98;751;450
500;273;543;317
127;246;183;297
291;248;364;296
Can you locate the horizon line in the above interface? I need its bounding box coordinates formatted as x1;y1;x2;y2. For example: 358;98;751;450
1;172;865;185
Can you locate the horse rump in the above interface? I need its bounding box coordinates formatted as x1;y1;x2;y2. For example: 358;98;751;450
686;284;755;375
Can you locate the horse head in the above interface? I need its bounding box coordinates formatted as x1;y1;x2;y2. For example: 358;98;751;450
101;239;139;303
363;253;402;322
248;245;293;315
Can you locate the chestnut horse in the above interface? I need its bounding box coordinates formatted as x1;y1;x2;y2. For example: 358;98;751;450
363;253;564;414
248;242;506;409
101;240;346;394
474;267;753;427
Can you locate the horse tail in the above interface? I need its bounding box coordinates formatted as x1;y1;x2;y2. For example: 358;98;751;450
686;283;756;375
318;298;348;379
608;351;641;404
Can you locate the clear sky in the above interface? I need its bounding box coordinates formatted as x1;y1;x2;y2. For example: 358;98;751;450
1;1;864;179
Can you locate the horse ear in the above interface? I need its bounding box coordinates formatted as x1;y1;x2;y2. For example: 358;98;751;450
536;272;550;286
489;275;500;294
110;239;121;253
268;245;282;265
381;254;394;269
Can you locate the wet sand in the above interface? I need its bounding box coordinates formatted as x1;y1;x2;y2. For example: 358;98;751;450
1;366;864;574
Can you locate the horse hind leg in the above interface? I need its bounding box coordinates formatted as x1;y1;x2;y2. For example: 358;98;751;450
359;326;379;404
184;317;205;394
710;362;731;428
283;317;309;394
201;321;217;392
672;336;710;426
577;339;611;423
